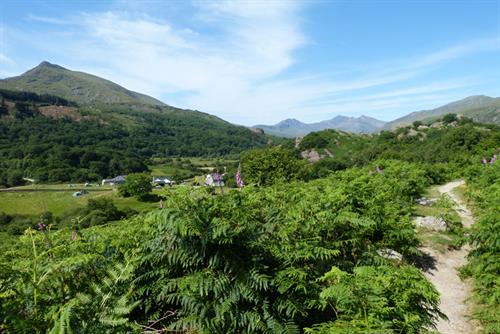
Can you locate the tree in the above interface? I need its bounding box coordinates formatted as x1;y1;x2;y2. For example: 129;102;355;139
119;173;152;200
240;147;305;186
442;113;458;124
7;170;24;187
412;120;423;128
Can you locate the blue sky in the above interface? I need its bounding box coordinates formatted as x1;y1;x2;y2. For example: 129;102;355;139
0;0;499;125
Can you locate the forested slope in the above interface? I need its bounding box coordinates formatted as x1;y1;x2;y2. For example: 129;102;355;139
0;89;270;186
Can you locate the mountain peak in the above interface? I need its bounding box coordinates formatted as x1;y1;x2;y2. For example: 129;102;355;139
1;61;165;106
25;61;67;74
255;114;386;137
38;61;60;68
278;118;302;125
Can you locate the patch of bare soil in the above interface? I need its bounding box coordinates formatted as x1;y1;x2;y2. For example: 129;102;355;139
38;105;94;122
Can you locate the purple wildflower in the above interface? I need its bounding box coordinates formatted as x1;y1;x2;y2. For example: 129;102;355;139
214;171;221;184
482;158;487;165
376;166;382;174
490;155;497;164
37;223;47;231
235;164;244;188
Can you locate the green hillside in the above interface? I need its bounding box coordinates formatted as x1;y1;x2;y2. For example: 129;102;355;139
0;61;165;106
385;95;500;129
295;114;500;174
0;88;270;186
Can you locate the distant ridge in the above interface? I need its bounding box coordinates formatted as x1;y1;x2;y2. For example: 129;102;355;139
0;61;165;106
384;95;500;129
254;115;386;137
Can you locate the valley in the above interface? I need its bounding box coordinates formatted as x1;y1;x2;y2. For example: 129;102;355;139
1;58;499;334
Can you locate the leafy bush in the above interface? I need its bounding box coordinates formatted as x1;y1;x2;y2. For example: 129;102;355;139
240;147;306;186
0;216;148;333
119;173;152;200
463;162;500;332
305;265;441;333
0;161;443;333
134;161;438;333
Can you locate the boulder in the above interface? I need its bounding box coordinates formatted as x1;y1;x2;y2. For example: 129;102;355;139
413;216;447;231
378;248;403;261
415;197;437;206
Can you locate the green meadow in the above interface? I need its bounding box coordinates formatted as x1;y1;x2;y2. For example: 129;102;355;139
0;185;159;216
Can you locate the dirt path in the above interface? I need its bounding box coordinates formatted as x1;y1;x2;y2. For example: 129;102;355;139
421;180;478;334
437;180;474;228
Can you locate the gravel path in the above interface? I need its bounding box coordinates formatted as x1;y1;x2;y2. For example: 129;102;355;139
422;180;479;334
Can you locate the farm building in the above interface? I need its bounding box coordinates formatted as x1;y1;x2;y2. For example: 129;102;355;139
101;175;127;186
152;177;174;186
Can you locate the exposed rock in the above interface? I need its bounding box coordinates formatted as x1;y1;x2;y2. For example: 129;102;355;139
415;197;438;206
378;248;403;261
431;121;444;128
407;128;419;137
294;136;303;149
301;149;322;162
414;216;447;231
250;127;264;134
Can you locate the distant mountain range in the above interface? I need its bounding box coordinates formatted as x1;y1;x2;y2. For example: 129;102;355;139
1;61;498;139
255;95;500;137
254;115;386;137
0;61;165;106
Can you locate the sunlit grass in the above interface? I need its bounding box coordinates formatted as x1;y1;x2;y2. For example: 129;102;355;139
0;187;160;216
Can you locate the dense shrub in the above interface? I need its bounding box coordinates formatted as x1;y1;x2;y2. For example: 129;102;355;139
0;161;442;333
134;161;439;333
240;147;307;186
463;162;500;332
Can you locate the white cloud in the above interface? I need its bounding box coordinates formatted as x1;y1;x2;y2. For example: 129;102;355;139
4;2;499;125
63;2;307;122
26;14;73;25
0;53;14;65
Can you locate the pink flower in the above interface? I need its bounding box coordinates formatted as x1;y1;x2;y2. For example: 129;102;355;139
235;164;244;188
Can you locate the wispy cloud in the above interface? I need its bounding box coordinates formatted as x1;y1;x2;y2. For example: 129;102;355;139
2;1;499;125
25;14;73;25
0;53;14;64
410;38;500;68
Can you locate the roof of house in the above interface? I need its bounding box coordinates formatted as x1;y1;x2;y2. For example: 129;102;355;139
103;175;127;182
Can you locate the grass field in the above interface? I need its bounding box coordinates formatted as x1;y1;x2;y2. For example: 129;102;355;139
0;185;159;216
148;164;196;177
148;157;238;180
